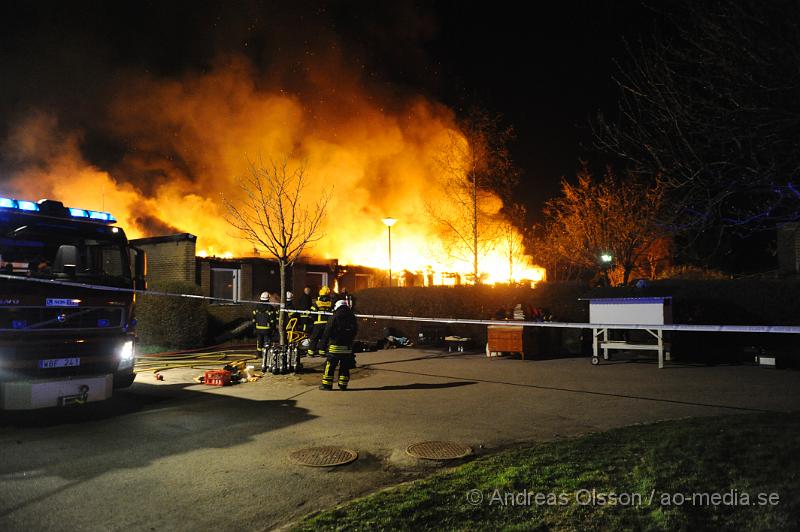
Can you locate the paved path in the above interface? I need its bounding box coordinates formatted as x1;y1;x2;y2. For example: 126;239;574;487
2;349;799;531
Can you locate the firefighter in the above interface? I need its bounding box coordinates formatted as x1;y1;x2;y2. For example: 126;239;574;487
307;286;333;356
335;286;354;309
253;291;277;349
283;291;298;342
294;286;310;331
319;298;358;391
298;286;313;311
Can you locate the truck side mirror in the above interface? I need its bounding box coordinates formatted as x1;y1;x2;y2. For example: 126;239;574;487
132;247;147;291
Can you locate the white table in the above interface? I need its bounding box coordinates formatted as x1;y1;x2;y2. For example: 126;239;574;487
586;297;672;368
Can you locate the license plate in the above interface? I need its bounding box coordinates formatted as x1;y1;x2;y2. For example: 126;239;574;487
38;358;81;369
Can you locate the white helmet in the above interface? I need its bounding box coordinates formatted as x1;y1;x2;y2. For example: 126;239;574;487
259;291;270;302
334;299;349;310
286;291;294;301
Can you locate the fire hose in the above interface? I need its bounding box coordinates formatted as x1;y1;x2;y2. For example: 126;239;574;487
134;345;259;374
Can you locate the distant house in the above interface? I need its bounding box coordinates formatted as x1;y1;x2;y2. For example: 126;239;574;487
130;233;344;302
130;232;536;300
337;264;379;291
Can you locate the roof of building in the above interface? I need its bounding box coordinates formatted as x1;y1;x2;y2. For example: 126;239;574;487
130;233;197;245
196;255;334;268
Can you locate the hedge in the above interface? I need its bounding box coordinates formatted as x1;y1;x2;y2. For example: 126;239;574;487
136;280;208;349
351;280;800;362
584;279;800;325
134;278;800;359
352;283;587;347
586;279;800;362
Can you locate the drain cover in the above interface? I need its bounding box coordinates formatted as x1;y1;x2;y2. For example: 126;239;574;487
289;446;358;467
406;440;472;460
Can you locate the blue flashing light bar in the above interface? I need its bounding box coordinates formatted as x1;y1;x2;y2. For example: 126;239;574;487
0;196;115;223
0;198;40;211
16;200;39;211
89;210;113;221
70;207;116;223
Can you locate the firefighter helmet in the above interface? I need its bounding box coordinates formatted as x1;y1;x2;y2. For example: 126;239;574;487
319;286;331;296
334;299;349;310
286;291;294;301
259;291;270;302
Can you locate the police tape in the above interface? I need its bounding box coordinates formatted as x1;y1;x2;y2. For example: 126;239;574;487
2;272;800;334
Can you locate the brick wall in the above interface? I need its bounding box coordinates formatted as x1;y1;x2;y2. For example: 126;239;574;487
199;261;211;294
251;260;282;299
137;239;197;285
240;263;253;301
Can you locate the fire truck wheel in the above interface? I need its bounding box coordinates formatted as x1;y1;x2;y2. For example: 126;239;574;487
114;372;136;389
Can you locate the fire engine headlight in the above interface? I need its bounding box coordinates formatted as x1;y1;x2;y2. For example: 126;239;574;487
118;340;135;370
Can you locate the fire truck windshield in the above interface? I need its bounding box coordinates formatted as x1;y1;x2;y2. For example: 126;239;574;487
0;221;131;286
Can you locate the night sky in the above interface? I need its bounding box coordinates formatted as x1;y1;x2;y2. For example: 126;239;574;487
0;0;658;222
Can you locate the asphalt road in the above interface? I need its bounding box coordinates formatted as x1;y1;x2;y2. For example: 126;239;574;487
2;348;800;531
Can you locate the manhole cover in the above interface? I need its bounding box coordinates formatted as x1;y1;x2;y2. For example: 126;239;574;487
406;441;472;460
289;446;358;467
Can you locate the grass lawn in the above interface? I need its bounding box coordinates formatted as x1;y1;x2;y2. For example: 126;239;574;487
295;413;800;531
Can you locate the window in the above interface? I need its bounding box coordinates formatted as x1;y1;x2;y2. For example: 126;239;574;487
355;273;372;291
306;271;329;291
211;268;240;302
0;221;130;286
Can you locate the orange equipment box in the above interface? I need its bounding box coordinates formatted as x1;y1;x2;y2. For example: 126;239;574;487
487;325;525;358
204;370;232;386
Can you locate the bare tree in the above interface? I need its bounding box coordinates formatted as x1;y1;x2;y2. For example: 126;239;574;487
499;203;527;283
429;107;519;283
224;157;331;344
540;165;666;286
594;0;800;258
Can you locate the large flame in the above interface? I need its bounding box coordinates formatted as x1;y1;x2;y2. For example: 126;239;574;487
2;56;543;285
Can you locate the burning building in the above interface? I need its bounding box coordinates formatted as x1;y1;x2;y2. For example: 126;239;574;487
131;232;545;305
130;233;337;302
3;55;543;285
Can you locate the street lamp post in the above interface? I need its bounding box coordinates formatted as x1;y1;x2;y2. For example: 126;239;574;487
600;252;613;286
382;217;397;287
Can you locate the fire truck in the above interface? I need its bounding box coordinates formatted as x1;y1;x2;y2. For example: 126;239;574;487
0;197;145;409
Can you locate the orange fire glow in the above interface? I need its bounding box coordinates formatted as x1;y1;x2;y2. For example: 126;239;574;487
3;56;544;285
